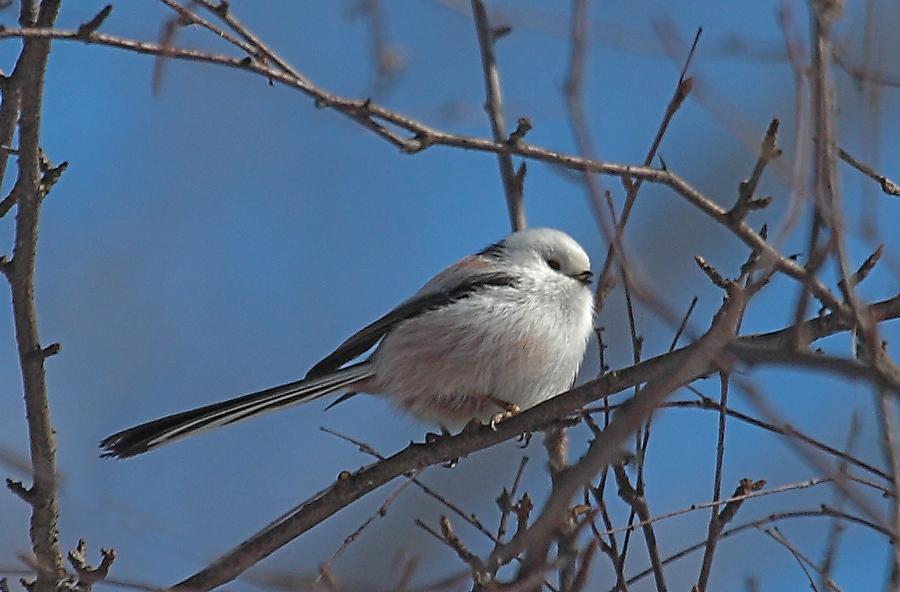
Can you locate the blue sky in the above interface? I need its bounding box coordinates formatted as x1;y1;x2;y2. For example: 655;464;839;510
1;1;900;590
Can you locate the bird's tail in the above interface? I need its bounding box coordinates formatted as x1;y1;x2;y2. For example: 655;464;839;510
100;363;374;458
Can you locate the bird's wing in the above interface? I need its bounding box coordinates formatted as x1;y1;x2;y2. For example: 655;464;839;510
305;261;516;379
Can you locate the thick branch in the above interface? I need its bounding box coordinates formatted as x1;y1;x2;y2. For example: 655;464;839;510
4;1;65;591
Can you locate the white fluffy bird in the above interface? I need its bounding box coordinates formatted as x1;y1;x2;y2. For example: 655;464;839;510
101;227;595;458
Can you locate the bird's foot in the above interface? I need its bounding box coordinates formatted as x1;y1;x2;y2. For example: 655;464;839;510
489;399;521;431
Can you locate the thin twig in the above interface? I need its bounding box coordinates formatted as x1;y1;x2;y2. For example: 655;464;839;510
872;352;900;592
695;372;731;592
820;414;858;592
621;507;890;591
612;465;667;592
759;526;823;592
496;456;529;543
319;475;416;574
470;0;524;231
320;427;499;543
838;145;900;197
725;118;781;224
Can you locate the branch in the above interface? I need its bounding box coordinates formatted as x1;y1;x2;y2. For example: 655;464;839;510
168;290;900;590
470;0;525;231
4;2;66;591
0;25;846;314
838;145;900;197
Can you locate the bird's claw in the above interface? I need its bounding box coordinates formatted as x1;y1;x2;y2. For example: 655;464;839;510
490;403;521;430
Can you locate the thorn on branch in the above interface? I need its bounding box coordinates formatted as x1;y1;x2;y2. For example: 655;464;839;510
67;539;116;589
507;117;532;146
837;245;884;300
239;56;253;67
75;5;112;39
695;255;732;290
511;162;527;197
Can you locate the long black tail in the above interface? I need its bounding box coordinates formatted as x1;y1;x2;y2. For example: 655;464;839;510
100;363;374;458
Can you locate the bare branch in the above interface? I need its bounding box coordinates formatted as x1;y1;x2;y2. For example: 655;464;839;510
838;145;900;197
470;0;525;231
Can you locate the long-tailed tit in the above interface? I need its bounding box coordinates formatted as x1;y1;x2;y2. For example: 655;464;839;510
101;227;594;458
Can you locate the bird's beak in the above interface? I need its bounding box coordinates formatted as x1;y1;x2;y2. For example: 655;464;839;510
572;270;593;285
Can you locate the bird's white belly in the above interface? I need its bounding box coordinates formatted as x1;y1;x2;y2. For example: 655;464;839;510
369;288;591;428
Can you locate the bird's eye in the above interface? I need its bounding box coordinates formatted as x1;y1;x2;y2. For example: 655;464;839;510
547;258;562;271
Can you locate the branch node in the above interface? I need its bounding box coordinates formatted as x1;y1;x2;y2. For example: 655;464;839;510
492;25;512;41
314;96;334;109
726;119;781;223
511;492;533;536
507;117;532;146
40;161;68;198
718;478;766;525
400;131;433;154
673;77;694;109
41;343;61;358
67;539;116;586
213;1;231;17
746;196;772;211
75;5;112;39
6;478;33;503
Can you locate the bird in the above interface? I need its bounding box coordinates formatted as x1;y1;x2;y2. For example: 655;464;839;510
100;227;595;458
